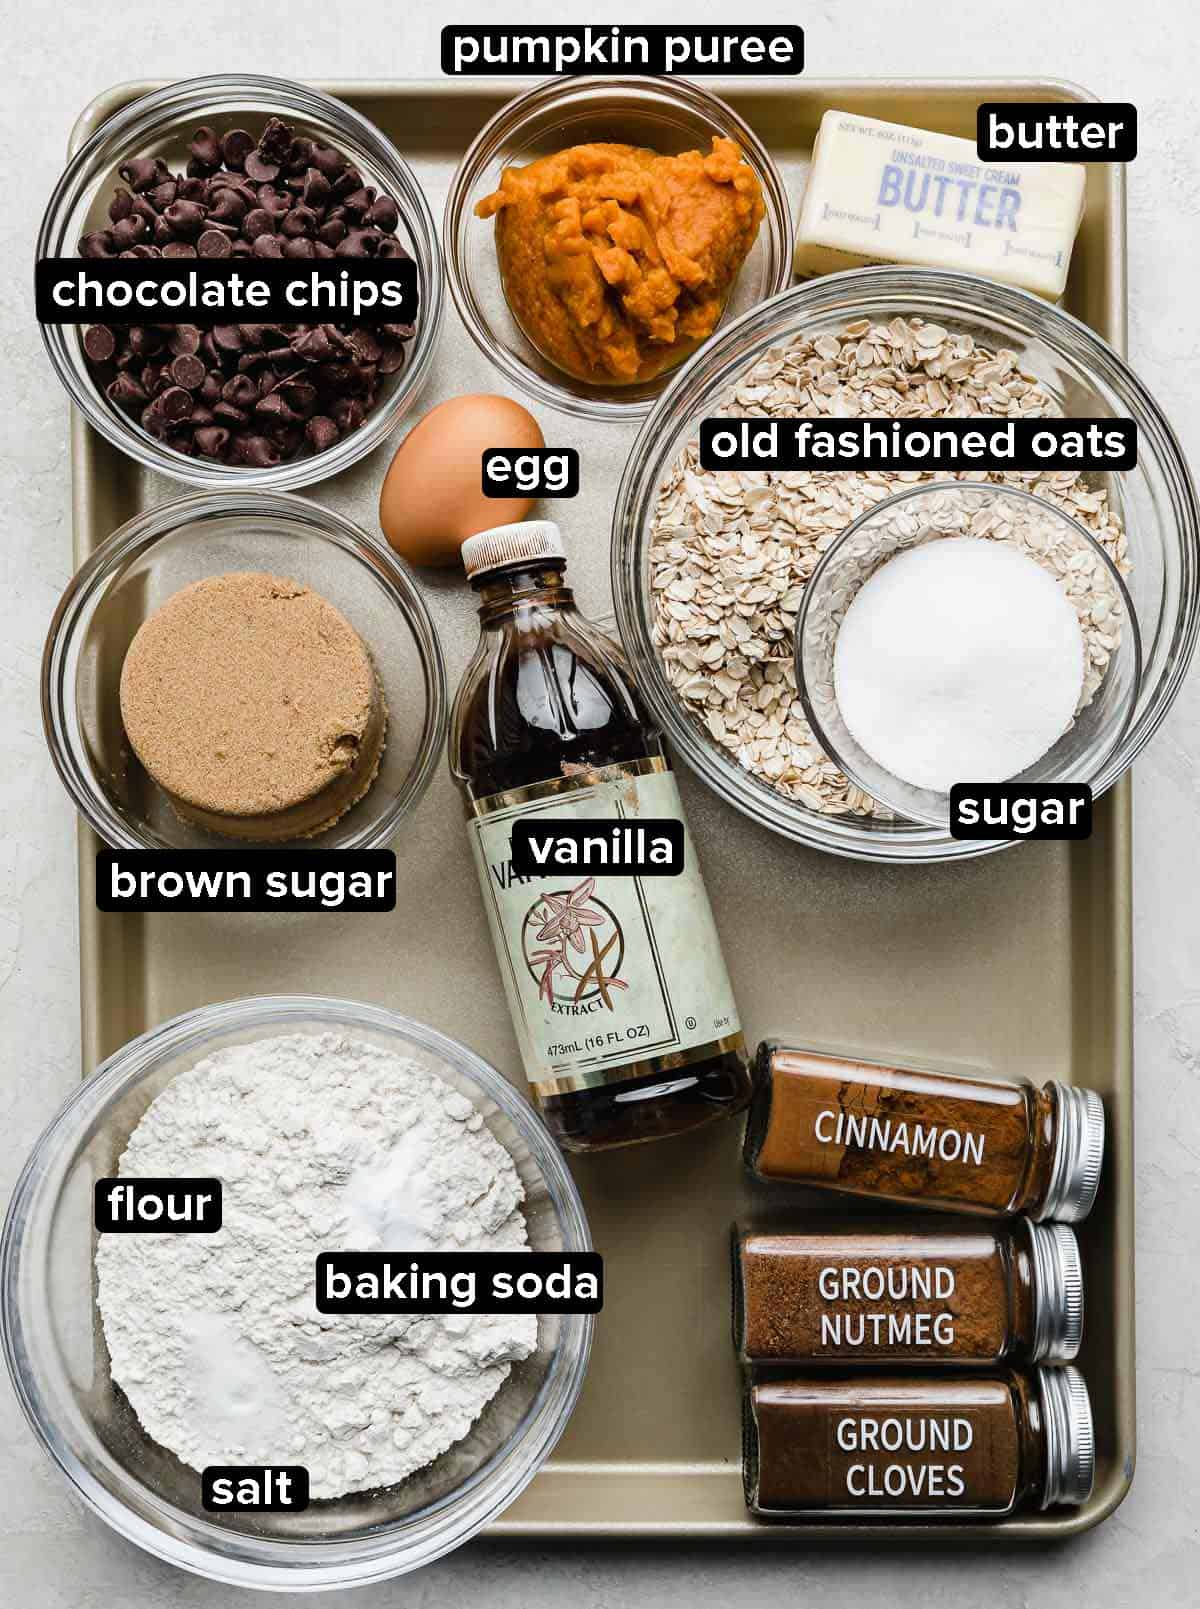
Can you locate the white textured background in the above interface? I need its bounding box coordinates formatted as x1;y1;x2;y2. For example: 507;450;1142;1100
2;1;1198;1603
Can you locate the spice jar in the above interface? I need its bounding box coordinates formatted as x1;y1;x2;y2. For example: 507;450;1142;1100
744;1367;1094;1517
733;1219;1083;1367
744;1044;1105;1221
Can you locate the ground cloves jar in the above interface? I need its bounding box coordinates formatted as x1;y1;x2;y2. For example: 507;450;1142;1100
744;1367;1094;1518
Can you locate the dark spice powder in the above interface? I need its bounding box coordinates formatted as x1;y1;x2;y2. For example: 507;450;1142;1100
743;1045;1058;1215
734;1221;1040;1366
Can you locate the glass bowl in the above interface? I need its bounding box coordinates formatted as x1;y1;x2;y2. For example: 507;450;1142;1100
443;75;793;421
1;996;592;1588
37;74;444;491
612;267;1200;863
42;490;447;850
795;483;1142;827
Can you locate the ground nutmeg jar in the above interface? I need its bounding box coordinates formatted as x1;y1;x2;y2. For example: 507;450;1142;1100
744;1044;1105;1221
744;1367;1094;1517
733;1218;1084;1366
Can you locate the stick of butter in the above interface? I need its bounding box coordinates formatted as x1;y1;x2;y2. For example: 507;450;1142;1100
795;110;1086;300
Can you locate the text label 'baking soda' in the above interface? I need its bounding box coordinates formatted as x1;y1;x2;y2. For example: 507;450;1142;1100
316;1253;604;1314
96;851;397;914
950;784;1093;841
441;25;803;76
509;819;685;877
202;1467;310;1513
95;1179;222;1233
483;448;580;499
977;103;1137;163
699;417;1136;474
35;258;418;326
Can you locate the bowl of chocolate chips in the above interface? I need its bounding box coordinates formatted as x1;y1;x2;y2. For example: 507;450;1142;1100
38;74;443;489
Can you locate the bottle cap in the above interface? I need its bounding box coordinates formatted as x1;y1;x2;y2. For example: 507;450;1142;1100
1038;1083;1105;1224
460;520;565;579
1037;1364;1095;1508
1028;1221;1084;1362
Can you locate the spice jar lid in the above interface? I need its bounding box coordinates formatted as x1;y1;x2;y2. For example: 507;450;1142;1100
1037;1364;1095;1507
1028;1221;1085;1362
461;520;565;579
1038;1083;1105;1224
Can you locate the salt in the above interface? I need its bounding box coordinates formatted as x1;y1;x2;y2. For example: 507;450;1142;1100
833;537;1085;793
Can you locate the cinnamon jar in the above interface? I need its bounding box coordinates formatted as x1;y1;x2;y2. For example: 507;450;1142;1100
744;1044;1105;1221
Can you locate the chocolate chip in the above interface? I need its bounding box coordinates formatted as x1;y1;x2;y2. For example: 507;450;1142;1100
318;218;347;248
151;180;179;211
80;230;114;259
377;237;409;259
83;325;117;363
159;385;194;422
292;327;338;363
228;433;280;467
106;372;147;410
197;228;233;258
161;241;198;258
108;188;134;223
302;168;332;209
128;326;164;356
367;196;400;233
244;150;280;183
213;325;243;352
208;188;247;225
251;233;284;258
336;228;382;257
275;377;318;417
282;238;316;259
310;144;346;180
167;325;201;356
111;215;147;249
306;415;339;452
189;126;222;168
222;373;259;407
258;118;292;163
195;425;231;457
213;401;249;426
220;129;256;170
163;200;207;238
281;205;318;238
170;353;207;390
120;156;161;193
242;207;275;240
177;177;209;204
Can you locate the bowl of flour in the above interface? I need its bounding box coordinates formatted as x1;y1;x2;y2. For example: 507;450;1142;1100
0;995;593;1588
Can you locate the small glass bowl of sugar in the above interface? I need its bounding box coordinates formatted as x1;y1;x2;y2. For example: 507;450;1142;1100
795;483;1141;828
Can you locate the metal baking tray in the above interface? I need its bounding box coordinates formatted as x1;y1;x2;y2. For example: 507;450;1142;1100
67;77;1133;1540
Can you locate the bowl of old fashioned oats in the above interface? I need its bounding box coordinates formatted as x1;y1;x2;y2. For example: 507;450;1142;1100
611;267;1200;863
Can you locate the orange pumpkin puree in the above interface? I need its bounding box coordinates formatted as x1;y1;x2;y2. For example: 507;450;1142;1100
476;138;765;385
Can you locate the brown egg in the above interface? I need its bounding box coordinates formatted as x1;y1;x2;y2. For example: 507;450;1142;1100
379;394;545;567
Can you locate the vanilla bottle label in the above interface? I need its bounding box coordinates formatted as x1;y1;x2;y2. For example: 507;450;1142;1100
469;758;740;1094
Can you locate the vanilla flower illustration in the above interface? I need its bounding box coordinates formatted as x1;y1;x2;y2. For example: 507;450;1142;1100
534;877;606;955
530;948;570;1004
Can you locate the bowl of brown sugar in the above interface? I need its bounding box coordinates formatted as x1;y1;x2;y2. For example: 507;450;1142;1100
43;491;447;850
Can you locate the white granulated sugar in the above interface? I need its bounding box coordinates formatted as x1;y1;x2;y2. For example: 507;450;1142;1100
834;537;1085;792
96;1032;537;1500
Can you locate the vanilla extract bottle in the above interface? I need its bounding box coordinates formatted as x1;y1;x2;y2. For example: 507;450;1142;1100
450;521;750;1153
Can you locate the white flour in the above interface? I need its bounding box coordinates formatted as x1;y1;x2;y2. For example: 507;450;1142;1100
96;1032;537;1500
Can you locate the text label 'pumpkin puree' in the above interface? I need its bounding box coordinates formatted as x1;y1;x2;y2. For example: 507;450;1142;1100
476;138;764;384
